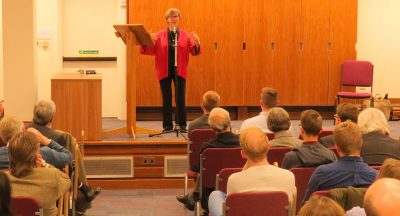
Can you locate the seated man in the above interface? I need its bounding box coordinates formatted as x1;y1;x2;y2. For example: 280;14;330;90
364;178;400;216
282;110;337;169
303;121;376;202
208;127;295;216
320;103;359;148
267;107;302;148
188;90;220;134
28;100;101;213
6;131;71;216
0;116;72;169
177;107;240;214
358;108;400;165
240;87;278;133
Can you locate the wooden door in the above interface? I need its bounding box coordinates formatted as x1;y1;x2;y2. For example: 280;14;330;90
328;0;358;104
214;0;244;106
185;0;216;106
299;0;331;105
243;0;274;105
270;0;302;105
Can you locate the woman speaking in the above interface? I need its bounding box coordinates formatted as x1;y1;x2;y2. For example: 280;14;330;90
140;8;201;133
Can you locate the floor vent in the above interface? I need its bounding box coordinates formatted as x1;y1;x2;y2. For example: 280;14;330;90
84;156;133;178
164;155;188;177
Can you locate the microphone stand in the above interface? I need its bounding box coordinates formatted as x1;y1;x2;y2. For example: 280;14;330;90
149;28;187;140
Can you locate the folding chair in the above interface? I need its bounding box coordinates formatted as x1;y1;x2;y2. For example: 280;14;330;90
336;60;374;105
198;148;245;215
215;168;242;193
289;167;316;213
70;143;80;216
57;165;69;216
223;191;290;216
11;197;43;216
267;147;292;167
184;129;216;195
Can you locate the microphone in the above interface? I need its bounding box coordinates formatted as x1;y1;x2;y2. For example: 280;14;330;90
172;26;177;34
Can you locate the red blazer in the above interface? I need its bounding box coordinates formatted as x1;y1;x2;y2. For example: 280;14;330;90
140;29;200;80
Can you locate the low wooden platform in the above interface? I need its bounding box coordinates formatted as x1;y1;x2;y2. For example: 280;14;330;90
82;139;195;189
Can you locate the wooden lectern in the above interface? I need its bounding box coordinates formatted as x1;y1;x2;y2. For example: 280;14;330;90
51;73;102;141
111;24;155;137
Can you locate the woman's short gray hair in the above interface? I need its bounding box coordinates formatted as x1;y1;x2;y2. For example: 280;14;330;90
33;100;56;126
358;108;389;134
165;8;181;19
208;108;231;133
267;107;291;132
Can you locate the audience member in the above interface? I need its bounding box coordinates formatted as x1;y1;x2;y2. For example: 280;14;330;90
177;108;240;214
364;178;400;216
267;107;302;148
188;90;220;134
358;108;400;165
299;195;345;216
28;100;101;214
240;87;278;133
0;172;12;216
282;110;336;169
208;127;295;216
320;103;359;148
5;131;71;216
0;116;72;169
303;121;376;202
345;158;400;215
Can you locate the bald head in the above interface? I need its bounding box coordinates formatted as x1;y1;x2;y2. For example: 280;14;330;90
364;178;400;216
208;108;231;133
240;127;270;162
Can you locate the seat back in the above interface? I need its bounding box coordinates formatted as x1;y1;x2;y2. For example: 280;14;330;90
299;130;333;140
371;165;382;171
224;191;289;216
329;146;339;157
341;60;373;87
290;167;316;213
266;132;275;140
200;148;245;189
11;197;43;216
267;147;292;167
188;129;216;171
216;168;242;193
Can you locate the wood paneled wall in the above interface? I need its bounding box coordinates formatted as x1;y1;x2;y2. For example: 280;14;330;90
128;0;357;106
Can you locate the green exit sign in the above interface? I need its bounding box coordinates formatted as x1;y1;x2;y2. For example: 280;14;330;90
79;50;99;55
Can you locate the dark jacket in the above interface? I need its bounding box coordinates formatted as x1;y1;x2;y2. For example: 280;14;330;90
361;131;400;165
319;134;335;148
282;141;337;169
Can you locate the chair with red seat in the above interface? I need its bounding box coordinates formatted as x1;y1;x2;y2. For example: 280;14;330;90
267;147;292;167
290;167;316;213
184;128;216;195
215;168;242;193
198;148;245;214
336;60;374;105
223;191;290;216
11;197;43;216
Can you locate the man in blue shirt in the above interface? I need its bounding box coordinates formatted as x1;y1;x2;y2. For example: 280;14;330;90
0;116;72;169
303;121;377;203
